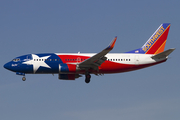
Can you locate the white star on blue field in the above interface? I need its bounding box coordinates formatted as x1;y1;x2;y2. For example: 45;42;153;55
0;1;179;120
23;54;51;73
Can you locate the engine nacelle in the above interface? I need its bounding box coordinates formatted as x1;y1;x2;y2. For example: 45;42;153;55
59;64;76;73
58;74;81;80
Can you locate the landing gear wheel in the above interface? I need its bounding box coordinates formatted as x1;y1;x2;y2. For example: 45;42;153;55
85;74;91;83
22;76;26;81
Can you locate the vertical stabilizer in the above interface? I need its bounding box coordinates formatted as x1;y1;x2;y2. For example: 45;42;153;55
126;23;171;54
142;23;170;54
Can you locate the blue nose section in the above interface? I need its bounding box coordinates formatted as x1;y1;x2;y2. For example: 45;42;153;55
4;62;11;70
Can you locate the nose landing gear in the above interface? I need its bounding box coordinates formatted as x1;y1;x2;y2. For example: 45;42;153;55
22;76;26;81
16;72;26;81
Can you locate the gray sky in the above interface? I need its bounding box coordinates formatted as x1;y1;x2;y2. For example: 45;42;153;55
1;0;180;120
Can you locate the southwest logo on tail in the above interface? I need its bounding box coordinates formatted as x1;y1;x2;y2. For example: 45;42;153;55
142;23;170;54
4;23;175;83
127;23;171;54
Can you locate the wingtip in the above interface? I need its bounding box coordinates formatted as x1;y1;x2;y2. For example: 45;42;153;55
105;37;117;50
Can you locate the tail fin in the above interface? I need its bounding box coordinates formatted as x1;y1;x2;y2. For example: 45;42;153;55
127;23;171;54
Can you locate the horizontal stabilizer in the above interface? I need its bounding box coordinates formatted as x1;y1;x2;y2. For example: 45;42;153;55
151;48;175;59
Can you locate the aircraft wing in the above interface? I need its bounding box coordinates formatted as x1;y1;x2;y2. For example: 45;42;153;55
78;37;117;70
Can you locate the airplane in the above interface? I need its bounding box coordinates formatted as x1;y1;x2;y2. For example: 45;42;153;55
4;23;175;83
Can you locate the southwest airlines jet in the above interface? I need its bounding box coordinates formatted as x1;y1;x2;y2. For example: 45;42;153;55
4;23;175;83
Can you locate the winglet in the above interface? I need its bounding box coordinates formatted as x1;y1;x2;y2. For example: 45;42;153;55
105;36;117;50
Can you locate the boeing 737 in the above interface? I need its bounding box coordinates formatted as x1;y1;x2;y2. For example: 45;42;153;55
4;23;175;83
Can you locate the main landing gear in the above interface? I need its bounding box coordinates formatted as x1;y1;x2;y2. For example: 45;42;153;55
85;74;91;83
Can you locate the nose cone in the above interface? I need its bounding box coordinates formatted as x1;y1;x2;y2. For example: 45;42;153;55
4;62;11;70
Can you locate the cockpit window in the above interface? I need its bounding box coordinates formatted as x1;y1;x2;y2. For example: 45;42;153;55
13;58;20;62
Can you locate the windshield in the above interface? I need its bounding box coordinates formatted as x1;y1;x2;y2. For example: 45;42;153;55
12;58;20;62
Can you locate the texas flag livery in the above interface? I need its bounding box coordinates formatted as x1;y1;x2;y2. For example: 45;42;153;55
4;23;175;83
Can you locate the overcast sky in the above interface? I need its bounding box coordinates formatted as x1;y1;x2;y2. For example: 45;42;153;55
0;0;180;120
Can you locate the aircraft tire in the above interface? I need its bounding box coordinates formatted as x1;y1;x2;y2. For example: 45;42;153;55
22;77;26;81
85;74;91;83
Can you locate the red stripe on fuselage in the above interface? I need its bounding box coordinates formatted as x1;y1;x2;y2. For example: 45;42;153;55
98;59;166;74
57;54;166;74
